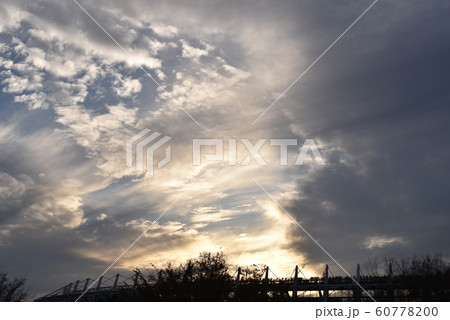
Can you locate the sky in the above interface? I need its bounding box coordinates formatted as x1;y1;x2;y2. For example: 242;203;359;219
0;0;449;297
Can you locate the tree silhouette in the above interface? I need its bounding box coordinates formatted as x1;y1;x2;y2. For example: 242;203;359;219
0;271;29;302
134;252;234;301
386;254;450;301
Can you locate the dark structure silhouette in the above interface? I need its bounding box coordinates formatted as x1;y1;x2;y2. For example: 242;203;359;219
35;253;450;302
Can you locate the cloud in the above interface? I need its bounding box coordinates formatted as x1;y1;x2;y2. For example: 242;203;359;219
0;172;31;212
189;206;239;223
114;77;142;97
1;70;43;94
364;236;406;249
55;104;139;177
97;213;108;221
13;92;49;110
150;23;179;38
180;39;209;61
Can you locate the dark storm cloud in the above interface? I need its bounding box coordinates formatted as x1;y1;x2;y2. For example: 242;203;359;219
276;1;450;272
0;223;106;297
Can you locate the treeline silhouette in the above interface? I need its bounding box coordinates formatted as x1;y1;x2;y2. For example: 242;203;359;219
110;252;449;302
364;254;450;301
